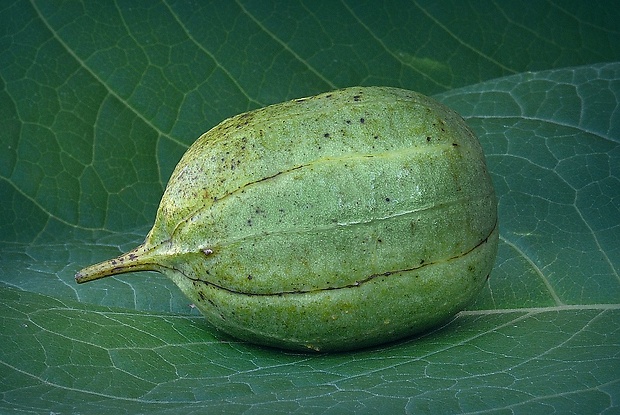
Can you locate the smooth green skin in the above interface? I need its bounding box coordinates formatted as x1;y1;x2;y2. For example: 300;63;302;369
76;87;498;352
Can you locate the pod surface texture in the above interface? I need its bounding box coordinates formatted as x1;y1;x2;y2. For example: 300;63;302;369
76;86;498;352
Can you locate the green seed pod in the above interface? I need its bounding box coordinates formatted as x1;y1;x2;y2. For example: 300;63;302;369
76;86;498;352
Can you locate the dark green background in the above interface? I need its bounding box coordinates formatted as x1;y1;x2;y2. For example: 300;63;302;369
1;1;619;413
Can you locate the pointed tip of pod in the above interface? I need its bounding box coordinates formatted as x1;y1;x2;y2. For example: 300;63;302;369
75;244;158;284
74;260;121;283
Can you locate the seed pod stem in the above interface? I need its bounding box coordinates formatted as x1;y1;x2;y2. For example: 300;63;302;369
75;244;157;284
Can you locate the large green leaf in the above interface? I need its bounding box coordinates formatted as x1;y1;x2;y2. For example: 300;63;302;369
1;1;618;413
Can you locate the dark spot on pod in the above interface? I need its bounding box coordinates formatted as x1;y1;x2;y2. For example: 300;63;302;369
324;133;330;138
248;275;253;280
426;136;432;142
360;118;365;124
353;95;361;101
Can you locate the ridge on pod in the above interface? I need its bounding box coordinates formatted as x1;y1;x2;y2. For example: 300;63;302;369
76;86;498;352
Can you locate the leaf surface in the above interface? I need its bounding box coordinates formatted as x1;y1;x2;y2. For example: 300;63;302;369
1;1;618;413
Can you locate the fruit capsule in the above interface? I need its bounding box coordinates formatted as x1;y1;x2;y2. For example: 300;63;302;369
76;86;498;352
